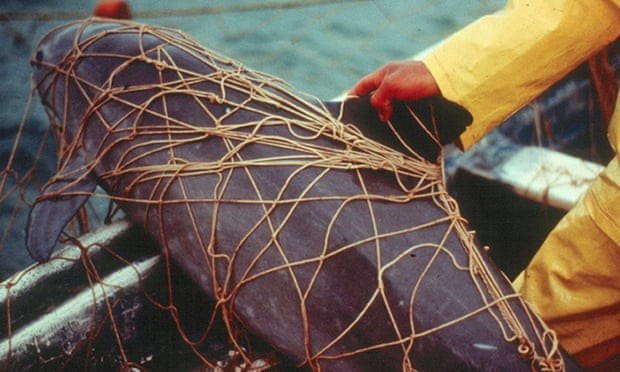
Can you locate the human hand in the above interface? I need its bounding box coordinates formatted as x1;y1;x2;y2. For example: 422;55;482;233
349;60;440;122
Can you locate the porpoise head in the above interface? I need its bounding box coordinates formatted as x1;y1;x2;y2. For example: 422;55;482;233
31;20;127;140
25;18;240;262
25;18;246;262
26;21;122;262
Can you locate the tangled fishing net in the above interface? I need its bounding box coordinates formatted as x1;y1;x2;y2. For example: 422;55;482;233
0;18;567;371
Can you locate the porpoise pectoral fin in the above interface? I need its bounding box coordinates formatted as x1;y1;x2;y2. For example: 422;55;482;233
25;157;97;262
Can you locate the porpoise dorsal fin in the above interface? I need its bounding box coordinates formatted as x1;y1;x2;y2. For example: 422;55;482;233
324;96;472;162
25;153;97;262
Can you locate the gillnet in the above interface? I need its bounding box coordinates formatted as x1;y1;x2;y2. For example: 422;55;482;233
1;18;568;371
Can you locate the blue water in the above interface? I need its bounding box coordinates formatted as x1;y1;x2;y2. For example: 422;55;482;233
0;0;504;277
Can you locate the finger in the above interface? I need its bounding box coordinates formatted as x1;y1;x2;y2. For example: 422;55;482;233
369;81;388;107
378;103;393;122
370;89;393;122
349;70;383;97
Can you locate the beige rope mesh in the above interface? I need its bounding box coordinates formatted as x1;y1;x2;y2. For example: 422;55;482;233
2;18;566;371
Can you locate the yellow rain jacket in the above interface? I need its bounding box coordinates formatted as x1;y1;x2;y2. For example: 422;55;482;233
423;0;620;368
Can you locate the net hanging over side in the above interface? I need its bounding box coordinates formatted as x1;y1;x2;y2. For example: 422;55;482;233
1;18;570;371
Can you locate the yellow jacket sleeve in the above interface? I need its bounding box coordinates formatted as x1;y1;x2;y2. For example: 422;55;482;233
422;0;620;150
